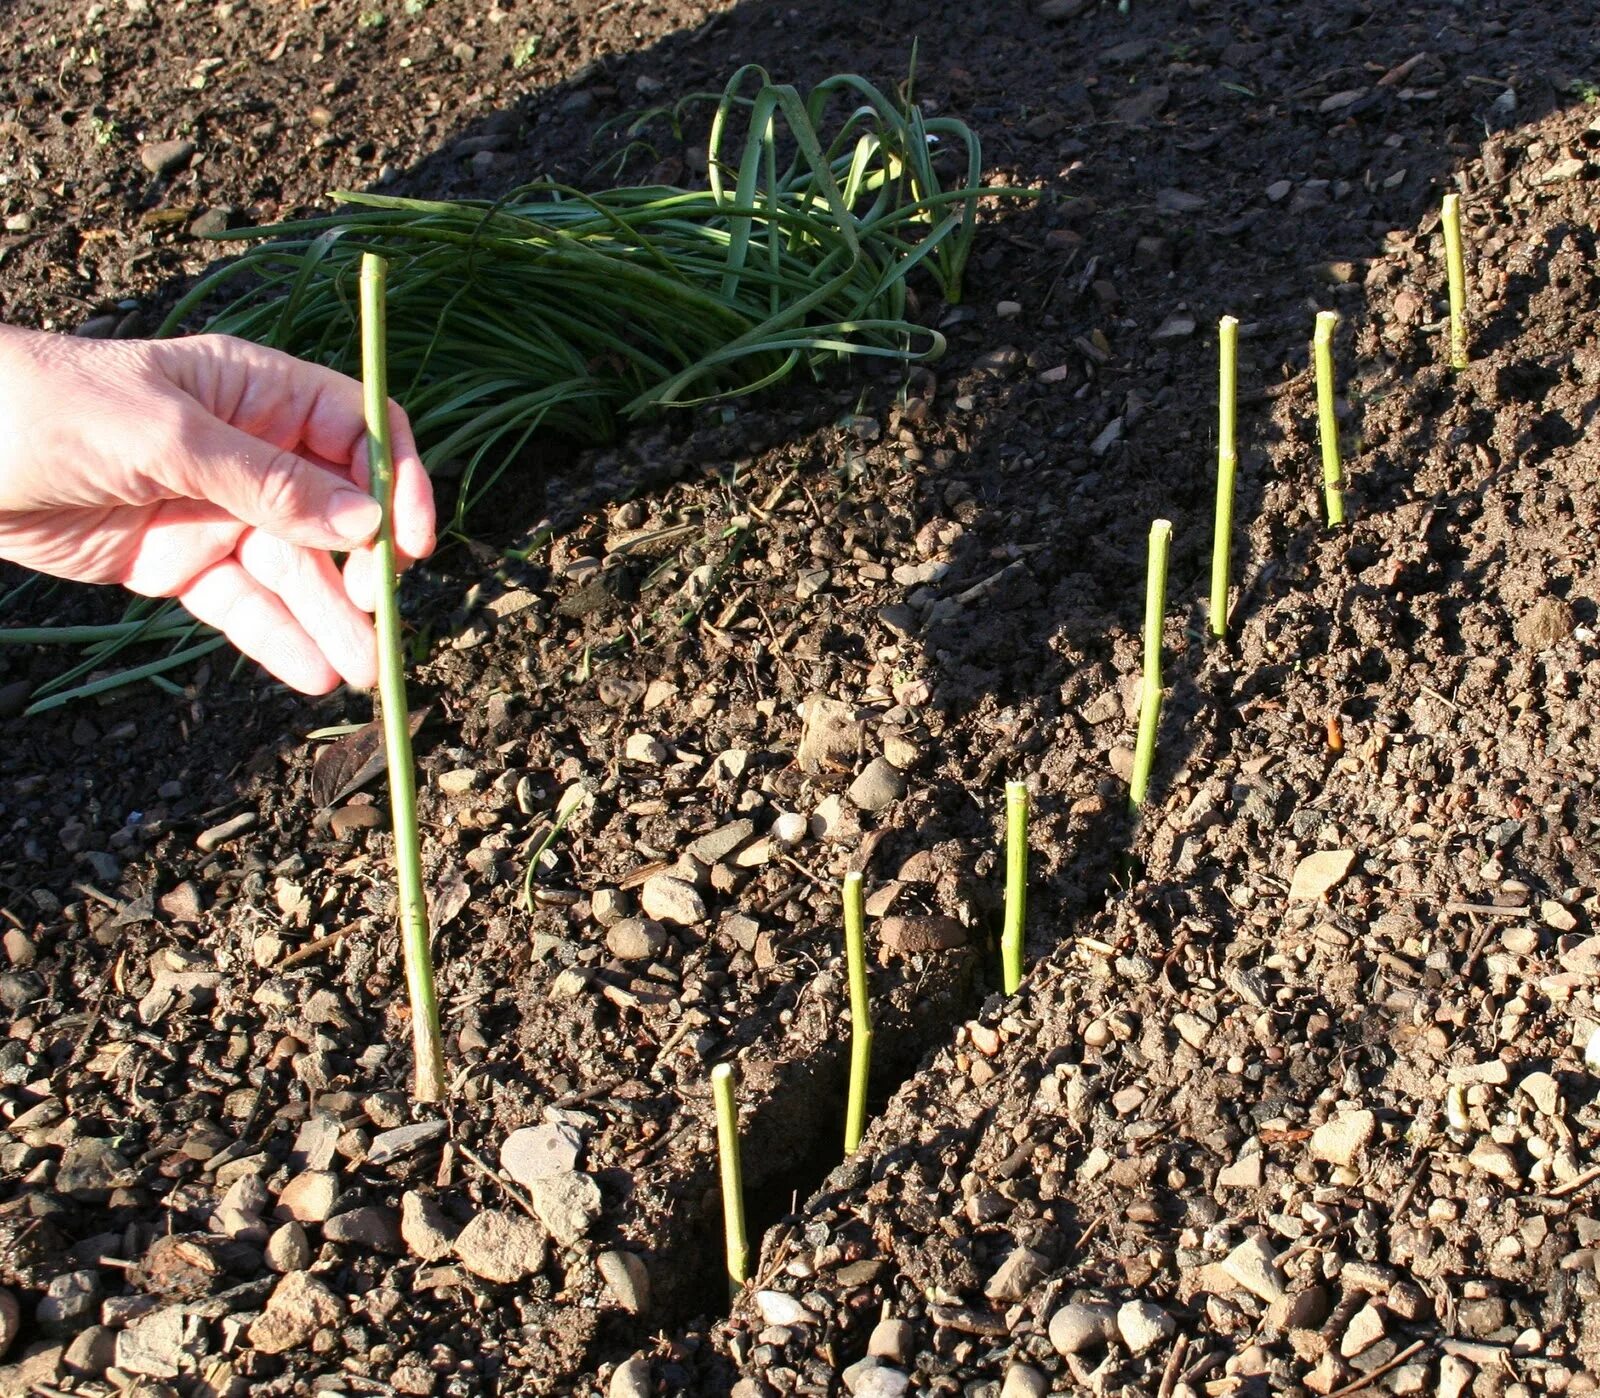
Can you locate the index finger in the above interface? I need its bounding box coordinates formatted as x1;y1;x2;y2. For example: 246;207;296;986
350;402;435;563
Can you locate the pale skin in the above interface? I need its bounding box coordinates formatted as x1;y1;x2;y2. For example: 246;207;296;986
0;326;436;695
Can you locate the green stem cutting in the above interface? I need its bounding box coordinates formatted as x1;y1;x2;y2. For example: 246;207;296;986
361;252;446;1104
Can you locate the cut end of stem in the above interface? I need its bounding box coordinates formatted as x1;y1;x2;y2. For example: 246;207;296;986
1001;780;1030;996
1130;518;1173;813
1312;312;1345;529
1441;192;1469;370
711;1062;749;1294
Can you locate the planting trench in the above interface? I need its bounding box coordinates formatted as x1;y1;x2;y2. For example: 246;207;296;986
3;0;1600;1395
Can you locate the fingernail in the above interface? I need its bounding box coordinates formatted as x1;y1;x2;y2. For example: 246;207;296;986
327;489;382;543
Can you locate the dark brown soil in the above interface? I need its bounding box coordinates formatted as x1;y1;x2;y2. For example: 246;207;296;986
3;1;1600;1396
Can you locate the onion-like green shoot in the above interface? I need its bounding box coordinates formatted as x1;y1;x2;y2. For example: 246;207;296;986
1312;311;1344;528
1000;781;1029;994
160;67;1000;536
711;1062;749;1297
1441;192;1468;370
1209;315;1240;638
361;253;446;1104
843;870;872;1153
1130;519;1172;812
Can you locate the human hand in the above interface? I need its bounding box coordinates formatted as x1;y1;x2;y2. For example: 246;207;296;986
0;327;435;694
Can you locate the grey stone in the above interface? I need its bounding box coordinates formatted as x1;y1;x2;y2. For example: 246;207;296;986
55;1139;130;1198
454;1210;547;1283
610;1354;651;1398
606;919;668;962
366;1119;447;1166
324;1205;402;1253
848;758;906;812
115;1305;208;1377
62;1324;116;1376
867;1317;913;1363
851;1367;909;1398
1117;1299;1175;1356
401;1192;460;1261
797;694;864;772
1222;1235;1287;1302
36;1270;102;1337
529;1173;603;1246
688;820;756;865
597;1250;651;1315
247;1271;344;1355
984;1246;1049;1302
639;875;706;926
139;138;196;177
264;1222;310;1274
1048;1300;1117;1355
754;1290;816;1326
500;1123;582;1186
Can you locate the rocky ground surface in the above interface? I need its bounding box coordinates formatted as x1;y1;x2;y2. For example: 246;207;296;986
2;0;1599;1395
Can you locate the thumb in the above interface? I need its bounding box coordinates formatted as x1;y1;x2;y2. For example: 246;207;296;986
167;409;383;551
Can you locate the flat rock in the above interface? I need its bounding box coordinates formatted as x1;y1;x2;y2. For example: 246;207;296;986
1516;596;1575;651
62;1324;116;1377
367;1119;447;1166
755;1290;816;1327
1289;849;1356;901
1151;311;1196;341
247;1271;345;1355
1340;1302;1386;1358
454;1210;547;1283
324;1205;402;1253
1048;1300;1117;1355
0;1288;18;1358
688;819;756;865
880;915;967;954
639;874;706;926
529;1172;603;1246
55;1138;130;1198
797;694;864;772
1468;1138;1521;1184
852;1368;909;1398
868;1317;913;1363
1519;1071;1561;1115
597;1250;651;1315
401;1192;460;1261
984;1246;1049;1302
116;1305;207;1377
1310;1110;1375;1167
501;1123;583;1186
1222;1236;1286;1302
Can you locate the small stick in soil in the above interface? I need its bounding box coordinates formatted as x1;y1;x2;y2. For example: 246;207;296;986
1209;314;1240;637
1130;518;1173;812
711;1062;749;1297
842;871;873;1153
1313;310;1345;527
360;252;446;1104
1441;191;1469;370
1000;781;1029;994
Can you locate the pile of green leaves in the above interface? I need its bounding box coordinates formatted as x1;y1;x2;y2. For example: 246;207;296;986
162;65;988;529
